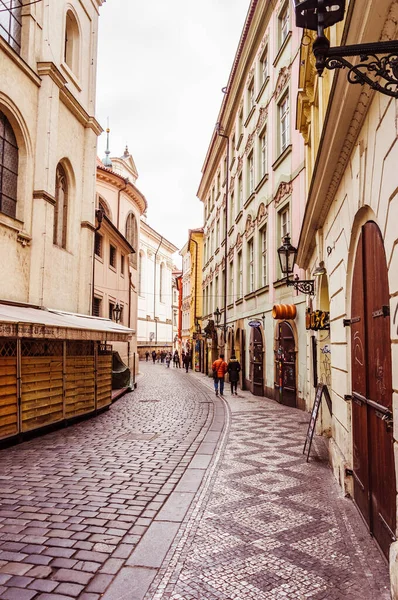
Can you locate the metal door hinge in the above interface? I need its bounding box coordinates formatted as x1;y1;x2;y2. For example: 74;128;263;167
343;317;361;327
372;305;390;318
345;468;353;477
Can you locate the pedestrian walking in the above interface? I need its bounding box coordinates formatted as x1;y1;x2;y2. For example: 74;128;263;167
183;352;190;373
160;351;165;364
227;354;241;396
145;351;150;362
173;350;180;368
212;353;228;397
157;351;161;363
152;350;156;364
165;353;171;368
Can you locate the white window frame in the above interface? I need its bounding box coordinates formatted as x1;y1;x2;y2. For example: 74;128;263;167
261;225;267;287
248;152;254;195
280;94;290;153
280;4;290;45
260;48;268;85
260;128;267;178
248;239;254;293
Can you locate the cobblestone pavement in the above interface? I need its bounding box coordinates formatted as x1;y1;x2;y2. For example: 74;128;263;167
0;364;392;600
145;375;391;600
0;363;218;599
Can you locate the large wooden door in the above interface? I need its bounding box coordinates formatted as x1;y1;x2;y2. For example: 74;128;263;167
351;221;396;558
249;326;264;396
274;322;296;407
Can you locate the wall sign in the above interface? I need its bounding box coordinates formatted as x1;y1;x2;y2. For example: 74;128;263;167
306;309;330;331
248;320;262;328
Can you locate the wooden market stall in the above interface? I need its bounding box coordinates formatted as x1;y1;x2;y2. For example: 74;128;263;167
0;303;133;442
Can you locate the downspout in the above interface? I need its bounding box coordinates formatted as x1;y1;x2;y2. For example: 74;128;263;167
91;208;104;314
216;124;229;345
154;236;163;346
191;236;199;372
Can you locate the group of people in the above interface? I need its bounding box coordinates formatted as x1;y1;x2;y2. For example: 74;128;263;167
212;353;241;397
145;349;191;372
144;349;241;394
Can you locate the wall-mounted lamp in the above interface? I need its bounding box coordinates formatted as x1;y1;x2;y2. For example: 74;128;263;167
214;307;222;327
313;261;326;277
277;234;315;295
293;0;398;98
113;303;122;323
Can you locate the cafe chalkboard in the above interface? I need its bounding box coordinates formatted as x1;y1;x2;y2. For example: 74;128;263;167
303;383;332;462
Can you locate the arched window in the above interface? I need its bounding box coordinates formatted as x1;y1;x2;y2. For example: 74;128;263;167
125;213;138;268
0;1;22;54
0;111;18;219
98;196;110;218
138;251;144;296
53;164;68;248
160;262;165;302
64;10;80;75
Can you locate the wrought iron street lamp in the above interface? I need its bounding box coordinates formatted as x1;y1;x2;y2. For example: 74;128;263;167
293;0;398;98
113;303;122;323
277;234;315;295
214;307;222;327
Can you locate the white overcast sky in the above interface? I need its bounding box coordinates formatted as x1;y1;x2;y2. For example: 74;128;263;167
96;0;250;254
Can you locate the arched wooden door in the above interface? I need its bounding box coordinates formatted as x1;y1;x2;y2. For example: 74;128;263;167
249;326;264;396
274;321;296;407
351;221;396;558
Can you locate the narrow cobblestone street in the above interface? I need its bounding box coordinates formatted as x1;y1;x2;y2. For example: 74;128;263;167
0;363;391;599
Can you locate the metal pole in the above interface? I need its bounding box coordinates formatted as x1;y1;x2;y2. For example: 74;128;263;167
216;124;229;349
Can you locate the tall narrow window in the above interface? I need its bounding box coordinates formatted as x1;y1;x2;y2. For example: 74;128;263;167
209;281;213;315
261;226;267;287
280;4;290;45
215;276;219;309
109;244;116;268
260;128;267;178
64;10;80;75
0;111;18;218
248;79;255;112
54;164;68;248
248;240;254;293
231;135;235;162
230;192;234;227
94;232;102;257
216;219;220;248
121;255;125;276
238;108;243;142
0;0;22;54
280;206;289;240
93;297;101;317
237;251;243;299
248;152;254;195
238;175;243;212
280;95;290;153
260;48;268;85
160;262;165;302
126;213;138;268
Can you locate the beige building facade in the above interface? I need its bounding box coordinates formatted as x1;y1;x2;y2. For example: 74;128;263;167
137;220;178;357
296;0;398;591
199;0;307;405
0;0;134;442
95;146;147;373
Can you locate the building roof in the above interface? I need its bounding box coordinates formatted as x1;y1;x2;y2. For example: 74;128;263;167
102;214;135;254
140;220;179;253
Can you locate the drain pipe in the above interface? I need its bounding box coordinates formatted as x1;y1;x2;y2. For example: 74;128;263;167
91;208;104;314
154;236;163;347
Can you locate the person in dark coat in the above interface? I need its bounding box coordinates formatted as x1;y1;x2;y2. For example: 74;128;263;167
145;351;150;362
227;354;241;396
183;352;190;373
152;350;156;364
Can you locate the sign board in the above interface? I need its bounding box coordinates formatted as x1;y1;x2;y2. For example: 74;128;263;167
149;332;155;341
303;383;332;462
248;319;262;328
305;310;330;331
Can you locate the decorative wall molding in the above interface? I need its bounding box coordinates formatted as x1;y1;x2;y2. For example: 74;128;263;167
274;181;292;206
256;106;268;132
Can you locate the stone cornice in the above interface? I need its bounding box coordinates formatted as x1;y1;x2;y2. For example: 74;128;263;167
37;61;67;88
97;166;147;215
59;87;102;135
1;37;41;87
33;189;56;206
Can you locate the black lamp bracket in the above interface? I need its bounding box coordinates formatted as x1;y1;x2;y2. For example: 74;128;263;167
313;36;398;98
286;275;315;296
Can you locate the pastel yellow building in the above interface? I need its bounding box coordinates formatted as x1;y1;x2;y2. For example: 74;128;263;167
180;229;203;370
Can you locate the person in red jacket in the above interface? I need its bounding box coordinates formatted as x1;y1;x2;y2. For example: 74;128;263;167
212;353;228;397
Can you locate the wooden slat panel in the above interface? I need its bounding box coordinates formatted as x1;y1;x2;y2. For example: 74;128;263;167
65;356;95;417
21;357;63;431
0;357;18;439
97;355;112;408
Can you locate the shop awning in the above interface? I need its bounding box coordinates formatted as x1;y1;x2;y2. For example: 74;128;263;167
0;303;134;342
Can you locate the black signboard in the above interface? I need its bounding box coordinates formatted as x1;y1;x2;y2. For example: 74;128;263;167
303;383;332;462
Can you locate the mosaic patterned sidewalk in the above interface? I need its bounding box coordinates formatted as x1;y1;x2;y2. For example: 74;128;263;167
145;388;391;600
